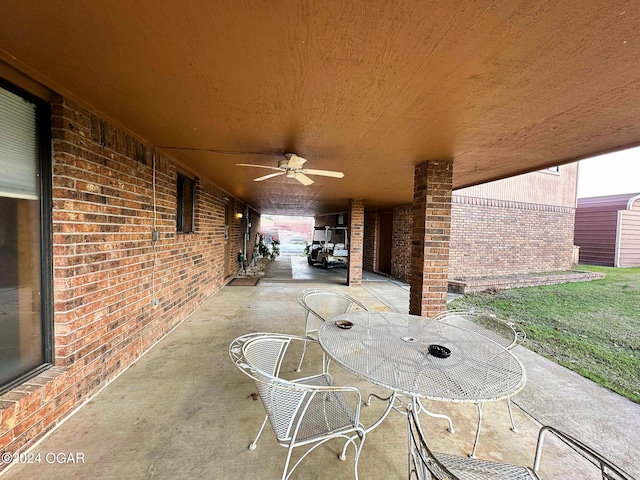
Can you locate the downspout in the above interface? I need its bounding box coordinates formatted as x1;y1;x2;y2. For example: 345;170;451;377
243;206;249;259
615;210;622;267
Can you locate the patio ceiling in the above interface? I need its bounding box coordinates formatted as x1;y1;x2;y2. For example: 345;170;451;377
1;1;639;215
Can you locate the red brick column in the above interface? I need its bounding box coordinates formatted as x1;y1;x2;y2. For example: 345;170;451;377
347;199;365;286
409;160;453;317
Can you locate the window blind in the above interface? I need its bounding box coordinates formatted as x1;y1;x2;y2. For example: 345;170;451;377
0;86;38;200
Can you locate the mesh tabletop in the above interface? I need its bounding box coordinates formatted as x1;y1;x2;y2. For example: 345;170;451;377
318;312;526;403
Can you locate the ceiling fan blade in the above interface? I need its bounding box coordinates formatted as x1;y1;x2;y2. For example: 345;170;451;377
237;163;283;172
299;169;344;178
285;153;307;169
294;173;314;185
254;172;286;182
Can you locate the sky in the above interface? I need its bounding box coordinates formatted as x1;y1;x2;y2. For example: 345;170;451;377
577;147;640;198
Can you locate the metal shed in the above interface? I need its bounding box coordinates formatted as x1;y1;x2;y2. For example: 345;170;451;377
574;193;640;267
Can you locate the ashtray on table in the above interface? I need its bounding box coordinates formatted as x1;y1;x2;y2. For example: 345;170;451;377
427;344;451;358
335;320;354;330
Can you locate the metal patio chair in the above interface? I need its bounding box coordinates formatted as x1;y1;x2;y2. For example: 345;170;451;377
295;288;368;372
408;400;636;480
432;310;526;351
432;309;526;456
229;333;366;480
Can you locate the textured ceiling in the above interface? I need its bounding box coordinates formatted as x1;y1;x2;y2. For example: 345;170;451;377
1;0;639;215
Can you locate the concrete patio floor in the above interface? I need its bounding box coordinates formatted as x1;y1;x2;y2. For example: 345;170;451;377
2;255;638;479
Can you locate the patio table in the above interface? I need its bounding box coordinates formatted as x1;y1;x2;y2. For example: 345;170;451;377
317;311;527;456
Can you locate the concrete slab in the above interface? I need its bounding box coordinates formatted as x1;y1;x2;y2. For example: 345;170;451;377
2;257;638;479
290;254;347;284
512;345;640;475
361;280;410;313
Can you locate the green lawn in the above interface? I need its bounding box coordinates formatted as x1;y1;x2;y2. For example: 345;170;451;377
448;265;640;403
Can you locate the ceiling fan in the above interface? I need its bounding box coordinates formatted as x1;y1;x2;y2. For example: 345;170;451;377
237;153;344;186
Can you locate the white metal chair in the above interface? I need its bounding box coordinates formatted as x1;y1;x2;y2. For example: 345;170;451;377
408;400;636;480
229;333;366;480
432;309;526;456
295;288;368;372
433;310;526;351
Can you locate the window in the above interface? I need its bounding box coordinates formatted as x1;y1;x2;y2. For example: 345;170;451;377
0;81;52;394
176;172;195;233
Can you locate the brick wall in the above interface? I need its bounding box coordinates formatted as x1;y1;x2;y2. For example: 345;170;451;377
0;94;251;464
449;196;575;278
363;195;576;284
363;211;377;272
390;205;412;283
314;212;347;228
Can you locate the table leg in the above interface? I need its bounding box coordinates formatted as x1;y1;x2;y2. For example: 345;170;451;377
507;398;518;432
469;403;483;458
366;392;393;406
367;393;454;432
415;398;455;433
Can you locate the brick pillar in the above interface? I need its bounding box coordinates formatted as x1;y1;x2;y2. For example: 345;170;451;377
347;199;365;286
409;160;453;317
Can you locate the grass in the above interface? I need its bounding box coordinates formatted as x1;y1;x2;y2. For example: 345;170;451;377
448;265;640;403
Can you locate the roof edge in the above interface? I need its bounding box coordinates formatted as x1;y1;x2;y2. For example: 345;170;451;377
627;194;640;210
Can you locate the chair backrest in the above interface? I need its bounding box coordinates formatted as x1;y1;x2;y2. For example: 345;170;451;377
407;402;461;480
230;333;311;442
534;426;637;480
229;333;359;445
297;288;368;323
230;332;290;377
432;310;525;350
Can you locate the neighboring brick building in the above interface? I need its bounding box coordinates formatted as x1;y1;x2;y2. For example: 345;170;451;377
361;166;579;283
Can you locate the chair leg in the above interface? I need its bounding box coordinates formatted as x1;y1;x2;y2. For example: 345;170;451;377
408;420;422;480
295;339;308;372
249;415;268;450
352;430;365;480
282;443;296;480
286;431;365;480
296;312;312;372
408;419;414;479
337;430;366;476
507;399;518;432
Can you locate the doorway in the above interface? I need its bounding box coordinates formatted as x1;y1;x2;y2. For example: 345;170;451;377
377;211;393;275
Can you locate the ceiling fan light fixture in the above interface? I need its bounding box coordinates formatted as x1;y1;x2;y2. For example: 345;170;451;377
278;158;290;169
